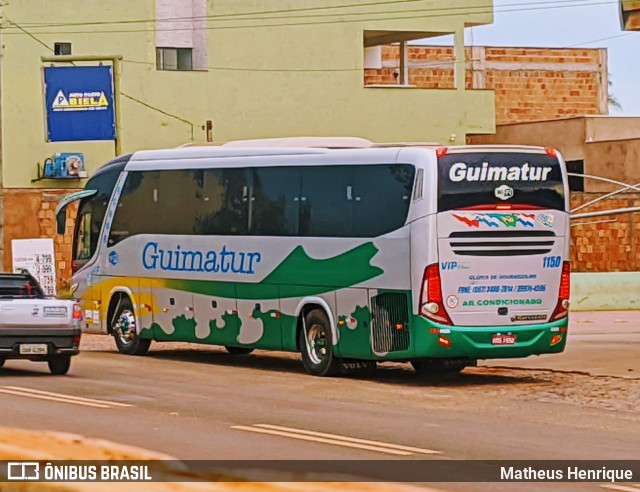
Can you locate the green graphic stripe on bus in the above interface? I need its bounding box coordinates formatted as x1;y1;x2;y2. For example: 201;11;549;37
166;243;383;300
149;309;294;348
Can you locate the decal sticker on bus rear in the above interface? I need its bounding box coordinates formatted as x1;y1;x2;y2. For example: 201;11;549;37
452;212;554;228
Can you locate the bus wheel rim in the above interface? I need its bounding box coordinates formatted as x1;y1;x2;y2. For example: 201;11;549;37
307;324;328;366
115;309;137;344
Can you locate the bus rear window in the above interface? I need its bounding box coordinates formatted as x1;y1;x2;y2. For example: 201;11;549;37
438;152;565;212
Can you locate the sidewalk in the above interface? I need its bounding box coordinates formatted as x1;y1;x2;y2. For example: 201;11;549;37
570;309;640;330
483;310;640;378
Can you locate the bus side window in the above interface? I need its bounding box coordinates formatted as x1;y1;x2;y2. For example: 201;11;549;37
201;168;249;235
248;167;300;236
350;164;415;237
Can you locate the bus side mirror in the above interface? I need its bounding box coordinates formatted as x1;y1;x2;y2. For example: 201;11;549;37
56;210;66;235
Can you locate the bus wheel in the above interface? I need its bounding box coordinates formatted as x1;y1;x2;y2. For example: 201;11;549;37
411;359;469;375
300;309;341;377
112;299;151;356
225;346;254;355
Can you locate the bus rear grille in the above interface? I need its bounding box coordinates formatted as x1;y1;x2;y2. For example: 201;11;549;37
448;230;556;257
371;292;410;353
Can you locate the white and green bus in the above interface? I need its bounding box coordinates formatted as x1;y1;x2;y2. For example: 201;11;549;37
56;138;571;376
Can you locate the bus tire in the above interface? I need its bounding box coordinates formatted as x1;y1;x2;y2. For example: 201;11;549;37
411;359;468;375
225;346;254;355
299;309;341;377
112;298;151;356
48;355;71;375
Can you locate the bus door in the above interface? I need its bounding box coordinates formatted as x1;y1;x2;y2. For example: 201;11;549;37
71;195;105;333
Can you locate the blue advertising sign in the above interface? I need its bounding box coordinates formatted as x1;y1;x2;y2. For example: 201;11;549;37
44;66;116;142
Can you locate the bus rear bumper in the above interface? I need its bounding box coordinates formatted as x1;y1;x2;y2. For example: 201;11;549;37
411;316;569;360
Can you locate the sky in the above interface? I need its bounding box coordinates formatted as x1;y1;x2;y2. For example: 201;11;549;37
466;0;640;115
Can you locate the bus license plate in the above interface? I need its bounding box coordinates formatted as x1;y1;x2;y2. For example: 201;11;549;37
19;344;48;355
491;334;516;345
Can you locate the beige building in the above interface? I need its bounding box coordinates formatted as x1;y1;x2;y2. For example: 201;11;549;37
468;116;640;193
621;0;640;29
0;0;498;281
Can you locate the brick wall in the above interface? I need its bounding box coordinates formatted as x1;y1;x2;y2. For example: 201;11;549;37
570;193;640;272
365;45;608;124
3;189;79;291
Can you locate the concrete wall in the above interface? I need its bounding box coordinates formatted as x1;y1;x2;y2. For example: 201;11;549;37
572;272;640;310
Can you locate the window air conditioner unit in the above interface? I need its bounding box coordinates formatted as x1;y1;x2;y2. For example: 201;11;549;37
43;153;87;179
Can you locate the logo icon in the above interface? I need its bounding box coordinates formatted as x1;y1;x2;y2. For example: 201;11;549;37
495;185;514;201
31;307;40;317
537;213;554;227
108;251;119;266
8;462;40;480
446;295;459;309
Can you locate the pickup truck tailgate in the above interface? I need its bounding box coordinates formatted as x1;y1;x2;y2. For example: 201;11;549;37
0;300;74;328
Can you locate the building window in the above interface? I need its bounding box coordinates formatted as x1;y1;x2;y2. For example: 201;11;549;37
566;160;585;192
54;43;72;55
156;47;193;71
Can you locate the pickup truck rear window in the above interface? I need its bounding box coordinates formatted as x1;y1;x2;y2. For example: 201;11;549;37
0;275;45;298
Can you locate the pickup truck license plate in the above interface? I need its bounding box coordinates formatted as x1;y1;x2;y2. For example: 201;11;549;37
491;334;516;345
19;344;48;355
44;306;67;317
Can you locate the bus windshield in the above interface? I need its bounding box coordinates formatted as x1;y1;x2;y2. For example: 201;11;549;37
437;151;565;212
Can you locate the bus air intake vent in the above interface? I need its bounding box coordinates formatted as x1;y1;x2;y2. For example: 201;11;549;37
371;292;410;353
448;230;556;257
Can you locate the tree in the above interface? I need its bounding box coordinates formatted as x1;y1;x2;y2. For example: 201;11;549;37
608;77;622;112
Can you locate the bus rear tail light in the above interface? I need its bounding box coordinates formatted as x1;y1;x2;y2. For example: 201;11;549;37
550;261;571;322
419;264;452;325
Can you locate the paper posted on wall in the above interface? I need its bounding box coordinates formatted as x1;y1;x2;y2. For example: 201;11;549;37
11;238;57;296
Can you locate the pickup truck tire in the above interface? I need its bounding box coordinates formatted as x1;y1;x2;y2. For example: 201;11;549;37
48;356;71;375
112;299;151;356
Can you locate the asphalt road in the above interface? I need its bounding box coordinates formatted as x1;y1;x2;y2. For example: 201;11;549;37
1;311;639;492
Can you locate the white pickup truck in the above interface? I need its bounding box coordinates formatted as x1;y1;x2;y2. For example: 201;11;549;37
0;271;82;374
